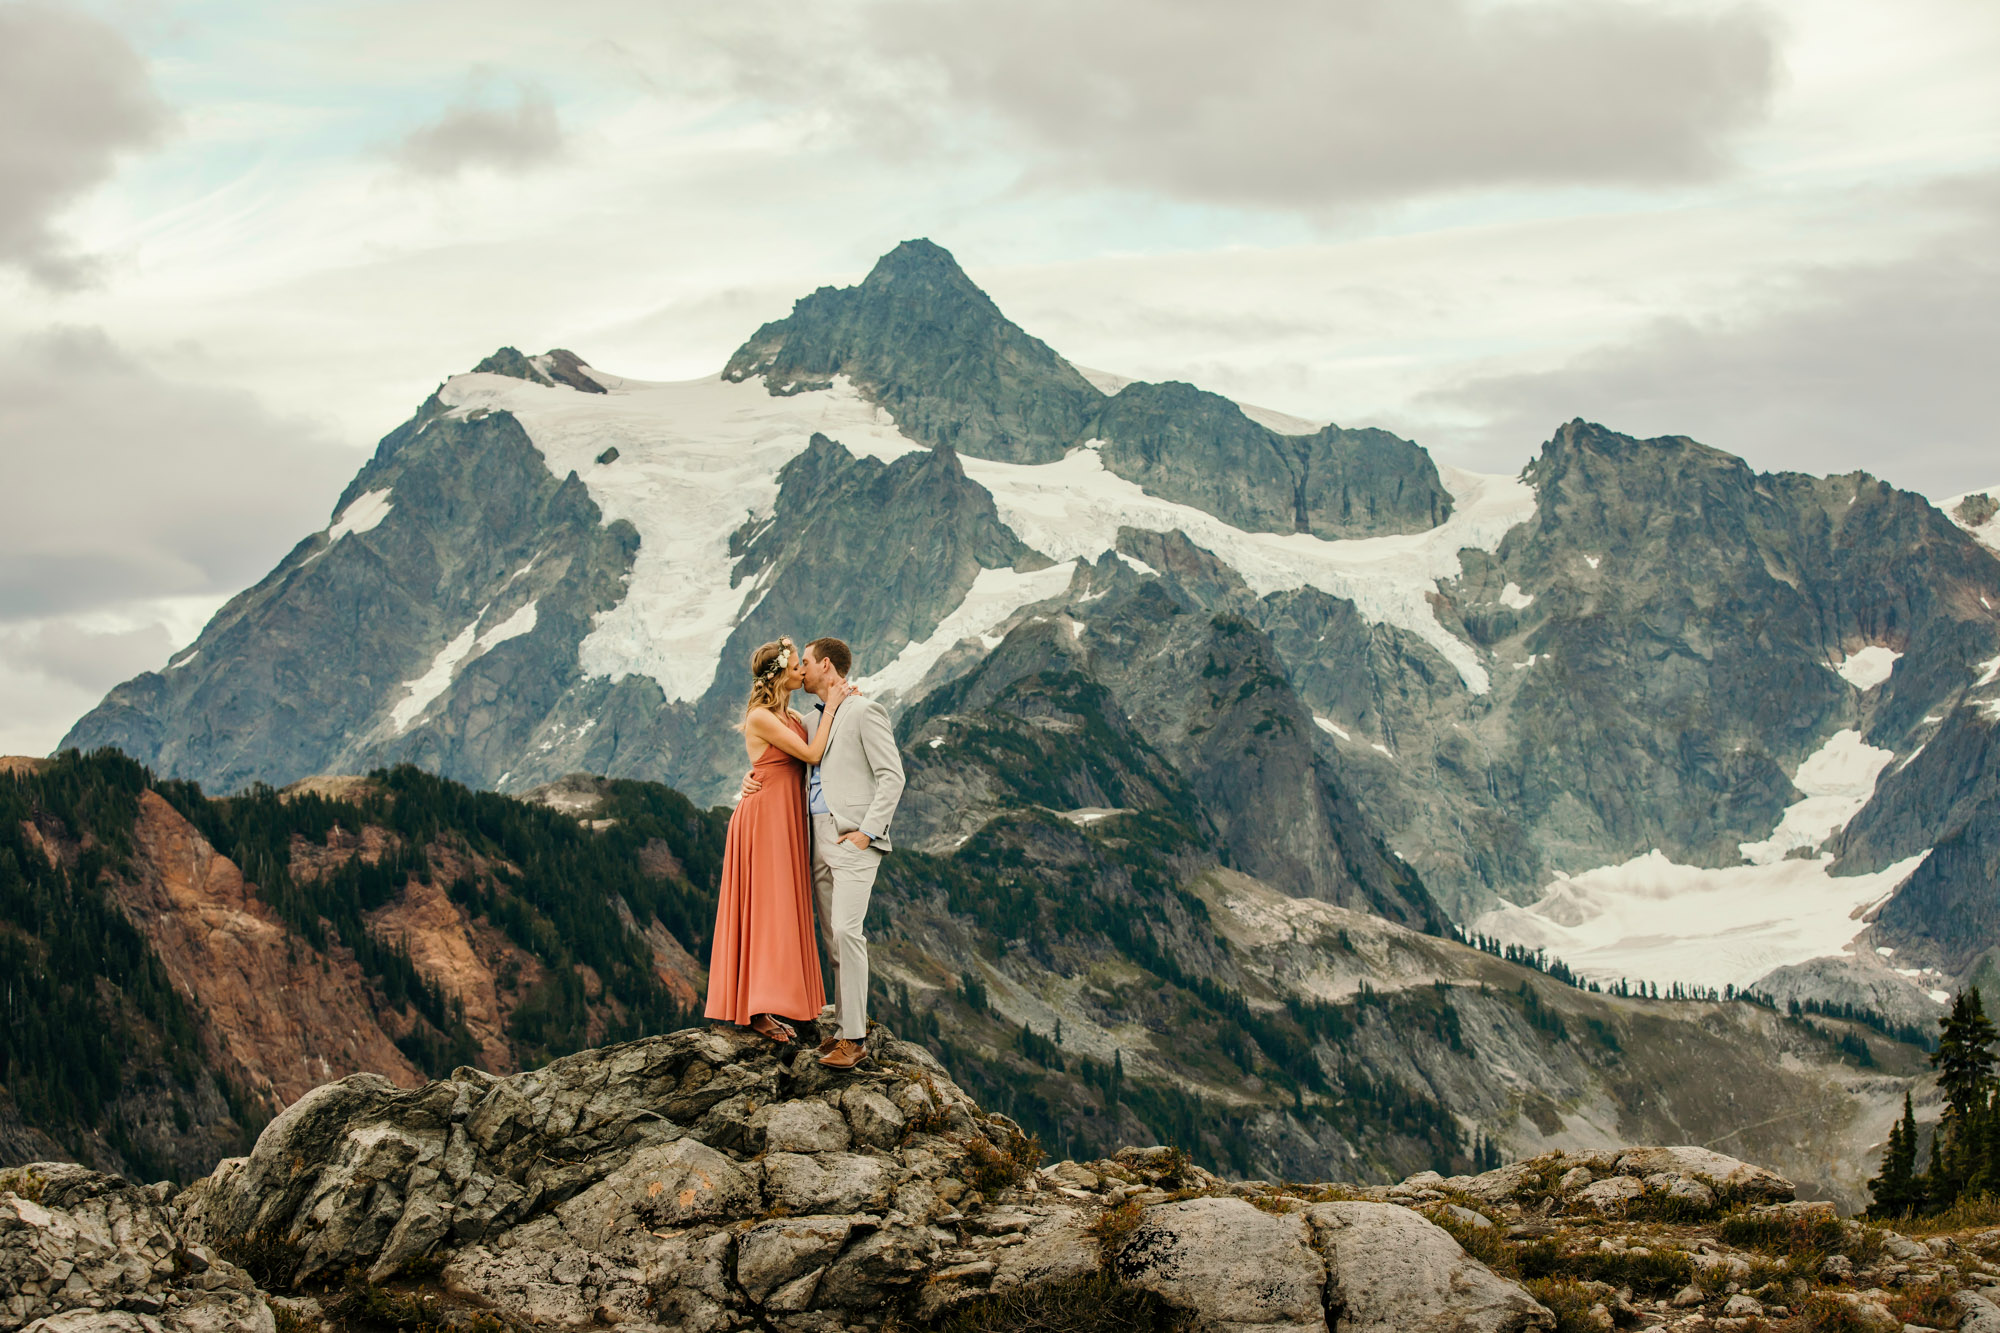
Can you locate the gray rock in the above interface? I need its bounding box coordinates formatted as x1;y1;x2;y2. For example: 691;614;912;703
752;1101;852;1155
0;1166;272;1333
764;1153;892;1215
1613;1147;1793;1202
1956;1289;2000;1333
1115;1196;1328;1332
988;1211;1100;1292
1309;1201;1553;1333
816;1225;940;1307
1882;1232;1930;1262
555;1137;757;1245
840;1088;906;1151
737;1217;853;1303
1574;1176;1644;1212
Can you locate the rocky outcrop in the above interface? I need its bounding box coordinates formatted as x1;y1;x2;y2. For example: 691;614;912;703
156;1024;1562;1332
1092;379;1451;539
0;1163;271;1333
26;1019;2000;1333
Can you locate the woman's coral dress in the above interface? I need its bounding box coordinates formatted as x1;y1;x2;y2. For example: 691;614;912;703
704;712;825;1025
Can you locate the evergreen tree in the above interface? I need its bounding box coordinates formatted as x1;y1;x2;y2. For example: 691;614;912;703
1867;1093;1920;1218
1929;988;1997;1204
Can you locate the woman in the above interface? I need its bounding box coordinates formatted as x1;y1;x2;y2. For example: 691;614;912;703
704;636;851;1043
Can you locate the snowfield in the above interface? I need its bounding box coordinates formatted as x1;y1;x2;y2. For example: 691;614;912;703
1471;848;1930;992
327;488;394;541
439;370;922;702
447;366;1538;702
1940;483;2000;554
1834;645;1902;691
1738;729;1896;865
958;449;1536;693
1478;724;1918;989
858;563;1080;699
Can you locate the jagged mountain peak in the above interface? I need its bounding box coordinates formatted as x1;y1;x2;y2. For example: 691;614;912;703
722;240;1102;464
470;345;606;394
1529;417;1750;480
857;235;984;293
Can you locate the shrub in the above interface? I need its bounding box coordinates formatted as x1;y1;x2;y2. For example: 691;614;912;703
1716;1208;1848;1261
1515;1240;1693;1297
1428;1208;1514;1274
1084;1201;1145;1263
1886;1280;1963;1327
1521;1278;1604;1333
0;1168;47;1204
1795;1291;1889;1333
925;1272;1191;1332
962;1130;1045;1193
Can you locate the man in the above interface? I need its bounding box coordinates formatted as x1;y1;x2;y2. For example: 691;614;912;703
743;636;906;1068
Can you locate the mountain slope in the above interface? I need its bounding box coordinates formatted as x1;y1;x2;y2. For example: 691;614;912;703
55;239;2000;1016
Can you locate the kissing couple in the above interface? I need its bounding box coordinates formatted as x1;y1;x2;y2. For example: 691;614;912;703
702;636;906;1069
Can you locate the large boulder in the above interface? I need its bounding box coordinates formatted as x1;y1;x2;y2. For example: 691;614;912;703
1114;1196;1328;1333
1310;1202;1553;1333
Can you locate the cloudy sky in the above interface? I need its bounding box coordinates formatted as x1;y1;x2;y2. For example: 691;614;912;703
2;0;1997;754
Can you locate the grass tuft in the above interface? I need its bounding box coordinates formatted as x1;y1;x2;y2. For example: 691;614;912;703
1715;1207;1856;1265
1898;1192;2000;1235
219;1230;309;1291
1515;1239;1694;1296
0;1167;47;1204
924;1272;1191;1332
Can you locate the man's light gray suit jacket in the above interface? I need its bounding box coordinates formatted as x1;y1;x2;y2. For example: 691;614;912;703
807;696;906;852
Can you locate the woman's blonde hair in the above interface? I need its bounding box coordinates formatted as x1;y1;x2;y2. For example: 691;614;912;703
743;637;796;721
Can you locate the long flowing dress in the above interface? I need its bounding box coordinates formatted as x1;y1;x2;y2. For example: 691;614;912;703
704;712;824;1025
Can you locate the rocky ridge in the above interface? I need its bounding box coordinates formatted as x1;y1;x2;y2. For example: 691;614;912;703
9;1024;2000;1333
0;1020;1888;1328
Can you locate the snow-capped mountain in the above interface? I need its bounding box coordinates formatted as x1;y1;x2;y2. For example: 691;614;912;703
63;240;2000;1013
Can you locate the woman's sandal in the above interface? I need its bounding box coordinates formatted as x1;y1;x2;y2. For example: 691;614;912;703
750;1015;796;1044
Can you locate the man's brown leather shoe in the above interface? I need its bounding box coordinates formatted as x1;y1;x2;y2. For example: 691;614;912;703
818;1038;867;1069
817;1036;840;1055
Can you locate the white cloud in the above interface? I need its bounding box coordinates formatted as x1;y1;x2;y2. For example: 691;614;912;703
0;3;170;288
0;595;220;757
716;0;1779;210
1421;173;2000;494
392;72;567;178
0;327;361;619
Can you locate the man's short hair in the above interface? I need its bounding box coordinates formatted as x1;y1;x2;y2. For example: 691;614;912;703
805;637;852;677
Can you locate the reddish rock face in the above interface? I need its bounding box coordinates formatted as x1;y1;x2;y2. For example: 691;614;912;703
364;869;543;1074
116;790;423;1111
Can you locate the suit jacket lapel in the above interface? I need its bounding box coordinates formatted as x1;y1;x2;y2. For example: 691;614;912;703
815;699;847;762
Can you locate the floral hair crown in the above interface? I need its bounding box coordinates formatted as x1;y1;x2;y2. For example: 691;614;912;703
759;645;792;681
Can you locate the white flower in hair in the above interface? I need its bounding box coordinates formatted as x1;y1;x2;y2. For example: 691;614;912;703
761;646;791;679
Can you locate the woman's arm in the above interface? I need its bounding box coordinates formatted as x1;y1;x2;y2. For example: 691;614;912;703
744;692;848;764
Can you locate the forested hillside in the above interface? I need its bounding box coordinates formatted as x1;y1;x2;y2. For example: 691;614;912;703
2;749;1934;1202
0;751;723;1180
